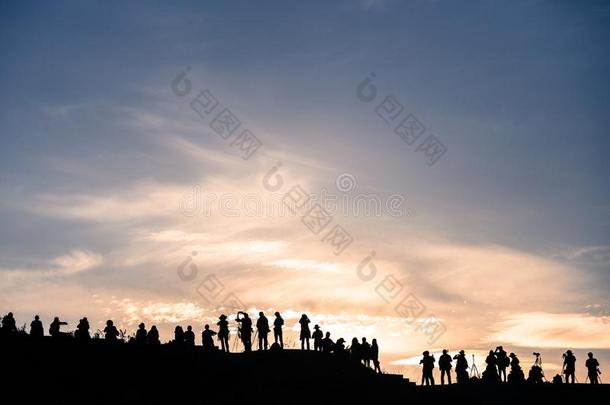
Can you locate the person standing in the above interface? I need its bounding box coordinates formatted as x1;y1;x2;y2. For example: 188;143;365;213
256;312;270;350
371;339;381;373
236;311;253;352
273;312;284;348
439;349;453;385
420;351;436;386
299;314;311;350
563;350;576;384
216;314;230;352
312;325;323;351
586;352;600;384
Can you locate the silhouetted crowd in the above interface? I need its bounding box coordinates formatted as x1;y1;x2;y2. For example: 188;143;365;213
0;311;381;373
1;311;603;384
418;346;602;386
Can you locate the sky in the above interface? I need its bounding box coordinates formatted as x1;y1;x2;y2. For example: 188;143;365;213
1;0;609;382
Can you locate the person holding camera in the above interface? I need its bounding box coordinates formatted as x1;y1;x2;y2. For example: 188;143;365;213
236;311;253;352
563;350;576;383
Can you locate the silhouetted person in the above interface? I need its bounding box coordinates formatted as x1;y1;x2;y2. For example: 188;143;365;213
439;349;452;385
147;325;160;344
184;325;195;347
336;338;346;350
454;350;469;384
256;312;270;351
586;352;600;384
217;314;230;352
312;325;323;351
202;324;217;350
527;352;544;384
321;332;334;353
483;350;499;382
236;311;252;352
361;337;371;367
508;352;525;384
299;314;311;350
104;320;119;342
420;351;436;386
49;317;67;337
371;339;381;373
273;311;284;348
174;326;185;345
495;346;509;382
2;312;17;334
350;338;361;364
563;350;576;384
135;323;147;344
75;317;90;341
30;315;43;338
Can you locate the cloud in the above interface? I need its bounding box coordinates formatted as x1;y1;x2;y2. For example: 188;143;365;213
486;312;610;349
50;249;103;275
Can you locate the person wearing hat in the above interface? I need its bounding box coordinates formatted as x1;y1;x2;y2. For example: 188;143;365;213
273;312;284;349
312;324;323;351
563;350;576;383
508;352;524;383
453;350;469;384
216;314;230;352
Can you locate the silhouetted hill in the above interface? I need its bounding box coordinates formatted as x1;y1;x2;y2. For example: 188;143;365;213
2;335;608;404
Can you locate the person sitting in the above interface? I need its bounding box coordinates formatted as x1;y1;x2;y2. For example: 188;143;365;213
30;315;44;338
2;312;17;334
482;350;499;382
75;317;90;341
202;324;217;351
104;320;119;342
147;325;160;345
174;325;185;345
135;323;147;344
508;353;524;384
49;317;68;338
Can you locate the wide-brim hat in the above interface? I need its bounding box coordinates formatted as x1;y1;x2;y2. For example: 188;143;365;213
219;314;227;320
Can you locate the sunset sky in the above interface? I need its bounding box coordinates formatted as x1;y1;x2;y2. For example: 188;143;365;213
1;0;609;381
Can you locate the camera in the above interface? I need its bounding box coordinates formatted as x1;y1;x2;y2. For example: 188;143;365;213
533;352;540;357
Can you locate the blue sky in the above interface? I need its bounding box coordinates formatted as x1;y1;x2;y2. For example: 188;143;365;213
1;0;609;379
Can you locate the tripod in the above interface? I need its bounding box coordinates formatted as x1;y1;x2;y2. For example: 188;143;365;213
470;354;480;378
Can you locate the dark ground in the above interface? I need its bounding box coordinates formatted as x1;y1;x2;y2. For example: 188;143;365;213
2;335;608;404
